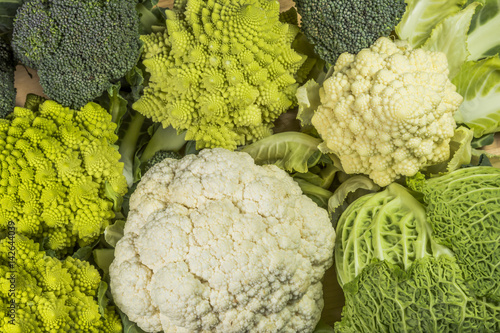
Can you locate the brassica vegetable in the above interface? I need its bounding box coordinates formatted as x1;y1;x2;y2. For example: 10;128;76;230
396;0;466;48
466;0;500;61
11;0;142;108
133;0;311;150
397;0;500;137
335;183;451;287
408;166;500;301
334;167;500;331
0;101;128;252
452;56;500;137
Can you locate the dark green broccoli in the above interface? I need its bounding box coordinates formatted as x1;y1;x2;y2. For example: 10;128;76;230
294;0;407;64
0;38;16;118
11;0;142;109
144;150;182;174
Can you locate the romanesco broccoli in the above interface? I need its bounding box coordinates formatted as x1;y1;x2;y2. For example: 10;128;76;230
311;37;463;186
0;100;127;252
0;39;16;119
0;235;122;332
11;0;141;109
294;0;407;64
133;0;310;150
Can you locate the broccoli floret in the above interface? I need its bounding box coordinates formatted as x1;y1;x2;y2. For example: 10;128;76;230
11;0;142;109
0;235;122;332
0;39;16;118
144;150;181;174
0;100;128;252
294;0;407;64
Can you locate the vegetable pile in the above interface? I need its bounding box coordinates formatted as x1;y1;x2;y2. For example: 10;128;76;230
0;0;499;332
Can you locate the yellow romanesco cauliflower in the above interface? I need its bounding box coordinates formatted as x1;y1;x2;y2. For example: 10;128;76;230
133;0;310;150
0;235;122;332
0;101;127;252
312;37;463;186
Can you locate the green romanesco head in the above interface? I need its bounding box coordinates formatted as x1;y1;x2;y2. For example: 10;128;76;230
294;0;407;65
0;100;127;251
311;37;463;186
11;0;141;109
0;235;122;333
0;39;16;119
133;0;309;150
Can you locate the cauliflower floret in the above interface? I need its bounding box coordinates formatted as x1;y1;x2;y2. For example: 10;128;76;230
110;148;336;333
312;37;463;186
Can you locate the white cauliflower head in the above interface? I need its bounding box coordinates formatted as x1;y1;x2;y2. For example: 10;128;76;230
312;37;463;186
109;148;335;333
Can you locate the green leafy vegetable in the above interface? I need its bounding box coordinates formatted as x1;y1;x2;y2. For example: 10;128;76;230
421;2;479;78
336;256;500;333
335;183;450;287
423;126;474;175
293;178;333;209
94;249;116;276
471;132;496;148
452;55;500;137
296;79;322;128
241;132;322;173
104;220;126;248
467;0;500;61
0;0;24;37
327;175;380;226
98;281;110;317
396;0;466;48
408;167;500;301
334;171;500;331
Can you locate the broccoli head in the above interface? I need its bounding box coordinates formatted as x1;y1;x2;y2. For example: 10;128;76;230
143;150;181;174
133;0;310;150
0;235;122;332
11;0;141;109
294;0;407;64
0;100;128;252
0;39;16;118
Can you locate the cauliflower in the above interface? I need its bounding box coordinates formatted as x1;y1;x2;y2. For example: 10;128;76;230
109;148;335;333
312;37;463;186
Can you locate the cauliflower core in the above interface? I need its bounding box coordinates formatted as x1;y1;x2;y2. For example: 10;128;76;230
109;148;335;333
312;37;463;186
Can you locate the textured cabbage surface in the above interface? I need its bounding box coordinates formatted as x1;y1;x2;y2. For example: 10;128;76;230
410;167;500;301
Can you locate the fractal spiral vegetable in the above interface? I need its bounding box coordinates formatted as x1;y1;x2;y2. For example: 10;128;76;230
0;101;127;252
134;0;312;150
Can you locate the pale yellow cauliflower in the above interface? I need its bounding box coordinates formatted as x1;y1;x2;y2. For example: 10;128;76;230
109;148;335;333
312;37;463;186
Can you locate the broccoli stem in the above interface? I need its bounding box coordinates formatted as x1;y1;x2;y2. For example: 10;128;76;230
119;111;146;186
139;125;186;163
